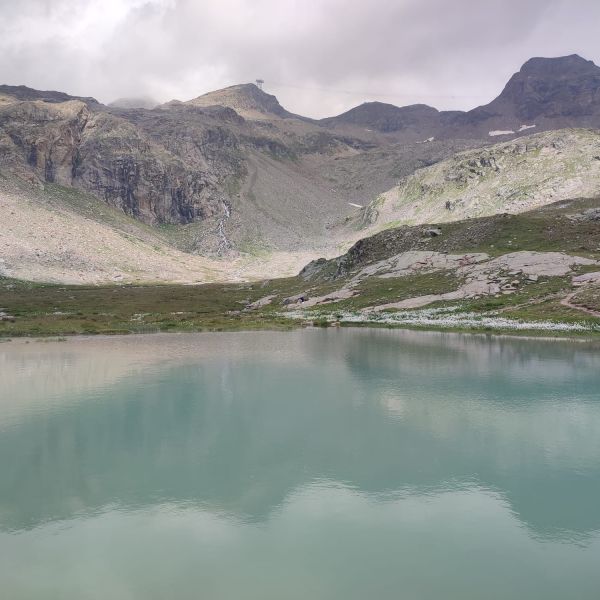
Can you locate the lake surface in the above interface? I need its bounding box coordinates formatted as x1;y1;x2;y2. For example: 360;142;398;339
1;329;600;599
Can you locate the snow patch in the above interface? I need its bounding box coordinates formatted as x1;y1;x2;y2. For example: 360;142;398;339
489;130;515;137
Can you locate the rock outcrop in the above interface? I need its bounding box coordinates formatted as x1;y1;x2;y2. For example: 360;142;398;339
0;98;243;225
352;129;600;233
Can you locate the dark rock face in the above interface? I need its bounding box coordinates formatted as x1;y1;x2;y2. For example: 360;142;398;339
484;54;600;121
75;114;223;223
0;99;243;224
282;292;309;305
76;109;245;223
0;100;90;186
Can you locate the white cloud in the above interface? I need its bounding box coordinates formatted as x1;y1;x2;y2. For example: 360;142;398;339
0;0;599;118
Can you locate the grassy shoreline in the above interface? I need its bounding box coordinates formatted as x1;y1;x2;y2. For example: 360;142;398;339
1;271;600;340
1;321;600;345
4;192;600;340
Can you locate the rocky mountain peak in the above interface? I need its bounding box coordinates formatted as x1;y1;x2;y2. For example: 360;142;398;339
185;83;293;119
518;54;598;76
488;54;600;120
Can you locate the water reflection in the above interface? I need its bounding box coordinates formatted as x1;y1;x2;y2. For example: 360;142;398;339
1;330;600;598
2;485;600;600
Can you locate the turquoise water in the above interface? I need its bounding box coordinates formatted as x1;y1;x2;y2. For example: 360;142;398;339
1;329;600;599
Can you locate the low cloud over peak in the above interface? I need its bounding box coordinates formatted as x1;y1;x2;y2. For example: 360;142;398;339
1;0;599;118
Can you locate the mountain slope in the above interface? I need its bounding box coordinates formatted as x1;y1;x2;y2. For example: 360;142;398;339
321;102;440;135
181;83;299;120
447;54;600;138
275;196;600;332
3;193;600;335
0;174;340;284
2;54;600;282
0;84;99;106
0;83;475;257
0;176;223;284
348;128;600;235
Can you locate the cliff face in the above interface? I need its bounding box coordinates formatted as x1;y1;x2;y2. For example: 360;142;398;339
0;100;88;184
0;97;244;224
74;110;241;224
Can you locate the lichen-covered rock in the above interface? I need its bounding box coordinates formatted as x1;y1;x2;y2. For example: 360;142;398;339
354;129;600;233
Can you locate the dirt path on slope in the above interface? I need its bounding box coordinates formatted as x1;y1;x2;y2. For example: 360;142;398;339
560;292;600;318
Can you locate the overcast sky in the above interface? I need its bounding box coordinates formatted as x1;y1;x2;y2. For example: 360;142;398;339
1;0;599;118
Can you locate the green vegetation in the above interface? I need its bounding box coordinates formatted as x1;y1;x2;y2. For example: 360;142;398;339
0;278;302;337
2;196;600;338
237;237;272;257
333;196;600;273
